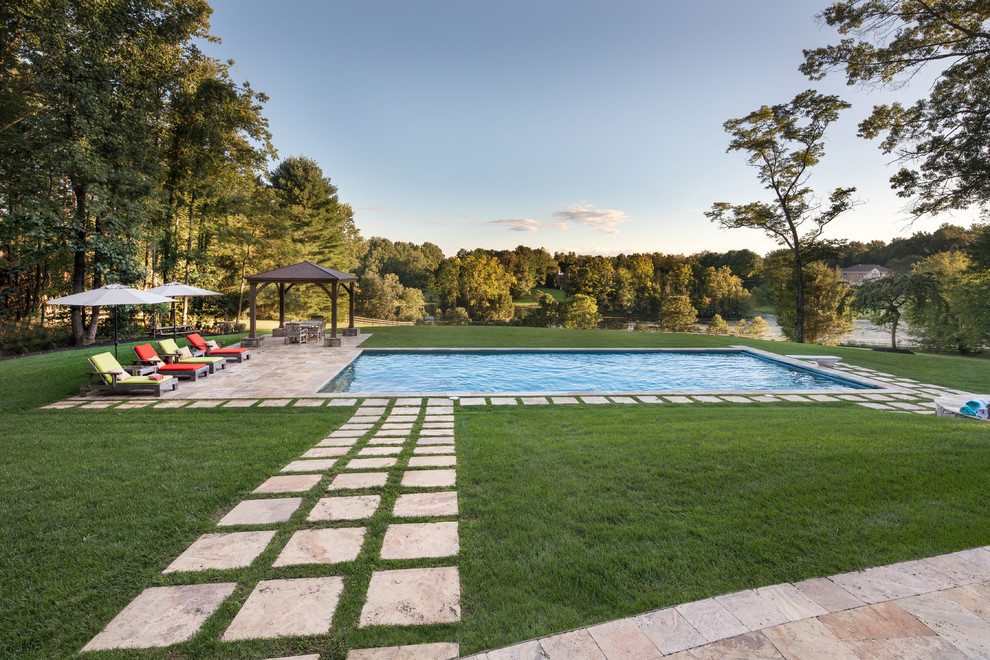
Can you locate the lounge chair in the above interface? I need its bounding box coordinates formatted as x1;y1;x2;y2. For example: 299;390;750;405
186;333;251;363
132;344;211;381
84;352;177;396
156;338;227;373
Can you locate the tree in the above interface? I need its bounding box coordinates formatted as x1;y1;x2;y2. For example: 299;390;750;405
560;294;601;329
764;256;855;344
852;272;918;349
706;90;856;343
434;254;515;322
907;251;990;351
270;156;359;271
802;1;990;216
562;255;614;309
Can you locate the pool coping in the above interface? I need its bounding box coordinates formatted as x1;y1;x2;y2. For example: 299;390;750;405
319;344;908;398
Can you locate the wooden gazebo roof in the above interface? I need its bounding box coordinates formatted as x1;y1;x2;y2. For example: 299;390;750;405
246;261;358;284
244;261;358;344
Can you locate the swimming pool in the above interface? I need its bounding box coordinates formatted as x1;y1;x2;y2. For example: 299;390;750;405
319;349;876;394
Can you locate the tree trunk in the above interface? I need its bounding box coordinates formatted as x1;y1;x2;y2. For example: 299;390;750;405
793;254;805;344
236;242;251;328
890;308;900;349
182;194;195;324
71;183;88;345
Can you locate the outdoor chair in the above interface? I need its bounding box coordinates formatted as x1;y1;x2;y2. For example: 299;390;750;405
285;323;307;344
84;352;178;396
132;344;211;381
186;333;251;362
156;338;227;373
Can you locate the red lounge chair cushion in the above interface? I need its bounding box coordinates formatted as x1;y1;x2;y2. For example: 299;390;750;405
187;333;248;355
133;343;165;365
157;363;206;371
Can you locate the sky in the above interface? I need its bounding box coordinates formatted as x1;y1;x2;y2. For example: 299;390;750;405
199;0;974;259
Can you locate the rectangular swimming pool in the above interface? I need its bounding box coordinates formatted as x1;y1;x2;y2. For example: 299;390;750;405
319;348;877;394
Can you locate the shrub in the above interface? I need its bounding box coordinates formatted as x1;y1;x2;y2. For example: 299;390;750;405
706;314;729;335
438;307;470;326
0;320;73;356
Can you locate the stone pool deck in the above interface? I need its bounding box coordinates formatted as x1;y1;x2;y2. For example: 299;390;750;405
52;337;990;658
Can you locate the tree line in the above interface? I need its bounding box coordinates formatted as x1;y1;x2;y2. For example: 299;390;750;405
0;1;361;346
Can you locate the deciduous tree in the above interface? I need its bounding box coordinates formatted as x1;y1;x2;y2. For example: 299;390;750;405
707;90;856;342
802;1;990;216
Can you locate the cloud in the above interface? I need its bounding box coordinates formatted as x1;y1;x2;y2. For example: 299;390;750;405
552;203;630;234
485;218;544;232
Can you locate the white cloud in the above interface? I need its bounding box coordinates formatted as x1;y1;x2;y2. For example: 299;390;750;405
552;203;630;234
485;218;546;232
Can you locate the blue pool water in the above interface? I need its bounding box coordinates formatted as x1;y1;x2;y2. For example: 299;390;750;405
320;349;873;393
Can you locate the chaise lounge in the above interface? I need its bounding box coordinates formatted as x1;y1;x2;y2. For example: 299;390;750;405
84;352;178;396
186;333;251;363
156;338;227;373
132;344;211;381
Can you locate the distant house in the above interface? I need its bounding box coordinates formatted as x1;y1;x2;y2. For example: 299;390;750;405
840;264;891;285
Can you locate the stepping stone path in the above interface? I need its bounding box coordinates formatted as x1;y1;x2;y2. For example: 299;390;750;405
81;398;462;659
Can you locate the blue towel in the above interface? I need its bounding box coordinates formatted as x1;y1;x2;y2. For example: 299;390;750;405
959;398;989;417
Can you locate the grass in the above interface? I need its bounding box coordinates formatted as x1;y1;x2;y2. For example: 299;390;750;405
1;325;988;657
456;404;990;652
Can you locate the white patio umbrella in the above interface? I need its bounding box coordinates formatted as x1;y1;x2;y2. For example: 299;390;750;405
47;284;176;358
146;281;220;340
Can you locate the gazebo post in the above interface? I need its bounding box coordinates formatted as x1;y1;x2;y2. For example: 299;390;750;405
343;282;359;336
327;281;341;346
277;283;286;328
244;282;262;348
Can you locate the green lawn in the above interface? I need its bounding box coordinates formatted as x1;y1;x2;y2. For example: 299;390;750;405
1;326;988;658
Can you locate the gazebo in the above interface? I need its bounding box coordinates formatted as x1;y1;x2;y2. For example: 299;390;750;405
244;261;358;347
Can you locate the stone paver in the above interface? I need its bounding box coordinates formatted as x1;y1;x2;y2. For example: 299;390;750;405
580;396;609;404
417;436;456;445
223;399;257;407
634;608;706;655
539;629;606;659
327;398;357;406
401;469;456;488
587;617;661;659
794;577;866;612
273;527;367;566
359;446;404;456
254;474;323;494
346;642;460;660
301;446;350;458
82;583;236;651
393;491;459;518
292;398;325;407
674;598;748;642
346;457;398;470
408;455;457;467
281;458;336;472
521;397;549;405
217;498;301;526
716;589;789;630
222;577;345;640
329;472;389;490
258;399;291;407
318;437;358;447
369;435;407;445
460;397;486;406
550;396;579;404
163;531;275;573
308;494;381;521
420;428;454;436
380;522;459;559
359;567;460;627
415;445;456;455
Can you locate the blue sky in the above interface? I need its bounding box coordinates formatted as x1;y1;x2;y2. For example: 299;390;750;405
200;0;970;259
